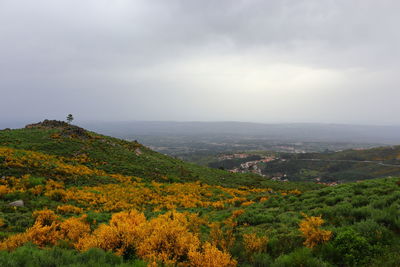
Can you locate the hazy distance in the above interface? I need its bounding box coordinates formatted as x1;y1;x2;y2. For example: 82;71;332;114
78;121;400;145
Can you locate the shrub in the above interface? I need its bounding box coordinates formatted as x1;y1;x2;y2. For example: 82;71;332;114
332;228;372;266
351;206;372;221
267;234;303;258
242;233;268;258
237;211;276;225
0;243;147;267
252;252;273;267
0;210;90;250
271;247;330;267
298;214;332;248
188;242;237;267
353;219;391;245
351;195;369;207
372;207;400;231
76;210;146;256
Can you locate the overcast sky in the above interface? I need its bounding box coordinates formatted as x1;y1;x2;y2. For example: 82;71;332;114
1;0;399;125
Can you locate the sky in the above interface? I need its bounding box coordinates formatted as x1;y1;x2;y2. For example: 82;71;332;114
1;0;400;125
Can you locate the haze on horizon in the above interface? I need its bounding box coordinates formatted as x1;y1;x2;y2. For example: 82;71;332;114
1;0;400;126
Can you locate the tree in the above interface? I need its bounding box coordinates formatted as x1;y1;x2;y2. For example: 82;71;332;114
66;114;74;124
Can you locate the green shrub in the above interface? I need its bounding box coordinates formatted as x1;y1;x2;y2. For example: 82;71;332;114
267;234;304;258
5;213;34;232
237;210;276;225
353;219;391;245
0;244;147;267
86;211;112;228
27;176;46;187
371;198;387;209
332;228;372;266
351;196;369;207
252;252;273;267
351;206;372;221
325;196;342;206
372;207;400;231
271;247;331;267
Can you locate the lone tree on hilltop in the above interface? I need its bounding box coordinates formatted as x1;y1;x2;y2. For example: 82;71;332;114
66;114;74;124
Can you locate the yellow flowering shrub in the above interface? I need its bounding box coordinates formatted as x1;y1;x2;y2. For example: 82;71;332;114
32;209;59;226
188;242;237;267
63;181;272;212
0;185;10;196
299;214;332;248
75;210;234;266
241;201;255;207
59;215;91;243
0;209;90;250
243;233;268;256
0;147;274;214
0;233;29;251
76;210;146;255
135;211;200;265
57;205;83;214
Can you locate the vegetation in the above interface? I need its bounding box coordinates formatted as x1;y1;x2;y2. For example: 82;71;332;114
0;125;314;190
262;147;400;182
0;121;399;266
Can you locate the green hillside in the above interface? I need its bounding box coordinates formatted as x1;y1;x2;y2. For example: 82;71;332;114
0;121;399;266
0;120;321;191
262;146;400;183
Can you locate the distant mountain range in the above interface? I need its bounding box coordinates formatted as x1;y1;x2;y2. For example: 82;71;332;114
79;121;400;145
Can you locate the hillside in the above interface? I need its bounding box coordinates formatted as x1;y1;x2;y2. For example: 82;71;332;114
0;121;399;266
262;146;400;183
1;120;318;190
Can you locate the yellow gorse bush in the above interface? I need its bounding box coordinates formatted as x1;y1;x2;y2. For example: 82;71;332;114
0;147;286;213
298;213;332;248
57;205;83;214
243;233;268;256
0;209;236;266
188;242;237;267
0;209;90;250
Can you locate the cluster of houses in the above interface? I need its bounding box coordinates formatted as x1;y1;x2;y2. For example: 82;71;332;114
228;156;276;176
224;154;341;186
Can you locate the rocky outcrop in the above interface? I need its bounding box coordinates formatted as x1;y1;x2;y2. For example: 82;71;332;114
25;119;70;129
25;120;91;139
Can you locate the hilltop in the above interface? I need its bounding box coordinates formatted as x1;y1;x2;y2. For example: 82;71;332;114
0;120;399;266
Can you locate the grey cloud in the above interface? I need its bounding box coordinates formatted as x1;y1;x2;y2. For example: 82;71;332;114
0;0;399;125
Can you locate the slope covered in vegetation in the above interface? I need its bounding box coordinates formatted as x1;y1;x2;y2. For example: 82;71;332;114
262;145;400;182
0;121;399;266
0;121;320;191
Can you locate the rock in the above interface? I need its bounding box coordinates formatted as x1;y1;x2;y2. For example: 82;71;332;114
9;200;24;207
135;148;142;156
